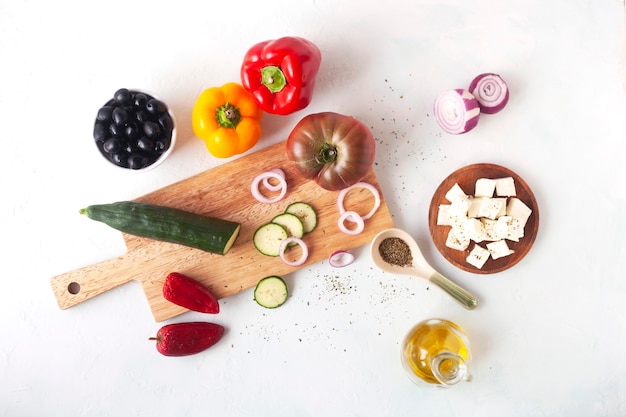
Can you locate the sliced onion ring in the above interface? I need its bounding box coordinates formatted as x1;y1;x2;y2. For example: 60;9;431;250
433;89;480;135
337;182;381;222
251;170;287;204
329;250;355;268
279;237;309;266
337;210;365;235
262;168;286;192
468;73;509;114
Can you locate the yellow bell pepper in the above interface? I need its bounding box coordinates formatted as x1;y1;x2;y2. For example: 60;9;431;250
192;82;263;158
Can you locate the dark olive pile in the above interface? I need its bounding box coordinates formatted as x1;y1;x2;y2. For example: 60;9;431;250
93;88;174;170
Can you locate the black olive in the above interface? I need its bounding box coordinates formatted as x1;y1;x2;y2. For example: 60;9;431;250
125;124;139;140
158;113;173;132
128;153;148;169
96;106;114;122
146;98;166;114
137;136;154;152
135;110;149;124
93;123;108;142
110;152;128;167
103;138;121;154
133;92;148;108
143;121;161;138
109;122;123;137
125;140;138;153
112;107;128;125
114;88;132;105
154;137;171;152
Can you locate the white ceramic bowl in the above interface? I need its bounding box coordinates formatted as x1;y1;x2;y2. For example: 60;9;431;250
93;88;177;173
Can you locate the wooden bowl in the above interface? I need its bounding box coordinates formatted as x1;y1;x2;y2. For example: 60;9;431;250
428;163;539;274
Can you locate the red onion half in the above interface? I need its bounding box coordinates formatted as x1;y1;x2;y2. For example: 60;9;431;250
469;73;509;114
433;89;480;135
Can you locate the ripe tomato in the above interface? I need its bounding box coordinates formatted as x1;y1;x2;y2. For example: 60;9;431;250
286;112;376;191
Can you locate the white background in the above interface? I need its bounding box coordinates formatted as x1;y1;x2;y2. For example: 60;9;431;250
2;0;626;415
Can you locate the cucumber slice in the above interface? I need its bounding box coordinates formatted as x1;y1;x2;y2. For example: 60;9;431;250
253;223;288;256
254;276;288;308
285;202;317;234
271;212;304;239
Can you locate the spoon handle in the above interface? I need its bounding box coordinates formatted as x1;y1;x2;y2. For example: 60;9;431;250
429;272;478;310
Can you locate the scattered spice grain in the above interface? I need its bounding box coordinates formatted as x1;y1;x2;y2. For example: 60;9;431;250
378;237;413;267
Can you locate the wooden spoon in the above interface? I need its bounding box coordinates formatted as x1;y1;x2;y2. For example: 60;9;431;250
370;228;478;310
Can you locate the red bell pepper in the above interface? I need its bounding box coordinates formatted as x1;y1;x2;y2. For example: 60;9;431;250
240;36;322;115
162;272;220;314
150;322;224;356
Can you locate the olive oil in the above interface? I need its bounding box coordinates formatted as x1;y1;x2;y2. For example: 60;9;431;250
401;319;471;387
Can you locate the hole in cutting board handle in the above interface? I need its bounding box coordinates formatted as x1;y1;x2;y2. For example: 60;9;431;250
67;282;81;295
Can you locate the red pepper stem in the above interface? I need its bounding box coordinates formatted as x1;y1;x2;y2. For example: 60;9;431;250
261;66;287;93
316;143;338;164
216;103;241;129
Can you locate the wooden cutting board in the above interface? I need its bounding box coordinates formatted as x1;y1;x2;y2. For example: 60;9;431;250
50;141;395;321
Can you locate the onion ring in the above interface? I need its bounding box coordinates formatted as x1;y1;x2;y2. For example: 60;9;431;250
329;250;355;268
337;182;381;222
278;237;309;266
337;210;365;235
262;168;286;192
251;170;287;204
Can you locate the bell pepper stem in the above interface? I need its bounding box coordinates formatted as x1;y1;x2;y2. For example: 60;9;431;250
261;66;287;93
216;103;241;129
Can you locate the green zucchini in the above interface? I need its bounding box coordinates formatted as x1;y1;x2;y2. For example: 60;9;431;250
271;212;304;240
285;202;317;233
80;201;240;255
252;222;288;256
254;276;288;308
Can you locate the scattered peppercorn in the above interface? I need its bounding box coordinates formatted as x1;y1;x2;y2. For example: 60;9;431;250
378;237;413;267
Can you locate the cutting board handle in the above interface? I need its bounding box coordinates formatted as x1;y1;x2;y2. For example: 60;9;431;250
50;252;139;310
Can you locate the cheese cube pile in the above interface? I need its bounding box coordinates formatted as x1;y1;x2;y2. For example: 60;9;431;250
436;176;532;269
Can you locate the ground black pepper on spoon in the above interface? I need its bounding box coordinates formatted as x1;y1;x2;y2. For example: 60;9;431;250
378;237;413;267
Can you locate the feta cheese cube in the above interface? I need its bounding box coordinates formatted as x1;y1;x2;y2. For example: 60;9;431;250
475;178;496;197
445;183;467;203
486;240;514;259
495;198;507;218
466;244;491;269
481;218;505;241
445;226;470;251
467;197;483;218
495;177;516;196
437;204;455;226
448;195;472;219
464;218;487;242
506;197;532;222
475;197;506;220
497;215;524;242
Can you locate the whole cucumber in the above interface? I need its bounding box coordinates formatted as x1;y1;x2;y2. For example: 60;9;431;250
80;201;241;255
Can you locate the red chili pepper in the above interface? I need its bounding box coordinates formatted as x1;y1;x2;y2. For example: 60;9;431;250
240;36;322;115
150;322;224;356
162;272;220;314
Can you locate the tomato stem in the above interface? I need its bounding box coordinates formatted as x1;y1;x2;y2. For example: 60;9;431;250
316;143;338;164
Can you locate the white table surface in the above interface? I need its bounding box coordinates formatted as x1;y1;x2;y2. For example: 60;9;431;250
2;0;626;415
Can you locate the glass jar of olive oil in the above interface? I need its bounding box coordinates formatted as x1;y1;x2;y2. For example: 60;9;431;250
401;318;472;388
